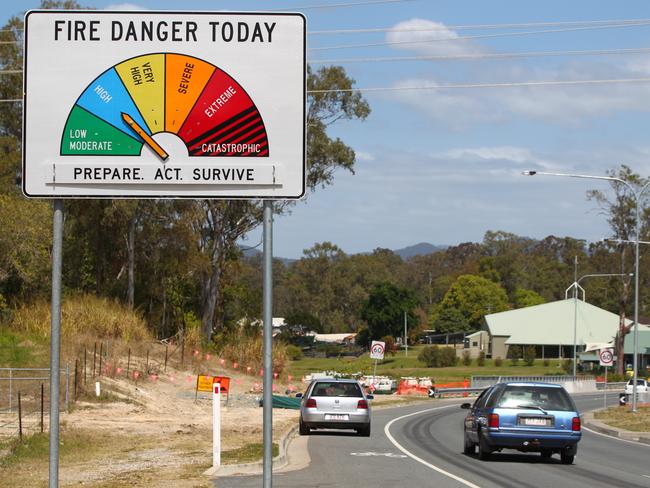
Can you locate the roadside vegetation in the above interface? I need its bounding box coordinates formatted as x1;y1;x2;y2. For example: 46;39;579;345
594;406;650;432
287;345;567;383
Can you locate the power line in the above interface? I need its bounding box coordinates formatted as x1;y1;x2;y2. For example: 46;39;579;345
309;18;650;35
309;22;650;51
2;79;650;100
309;46;650;64
306;77;650;94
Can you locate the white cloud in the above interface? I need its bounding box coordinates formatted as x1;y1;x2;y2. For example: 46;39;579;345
103;3;148;11
391;64;650;126
355;150;375;162
386;18;482;56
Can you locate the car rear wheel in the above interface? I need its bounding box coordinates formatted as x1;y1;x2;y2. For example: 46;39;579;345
560;452;575;464
357;424;371;437
477;432;491;461
463;434;475;455
299;419;310;436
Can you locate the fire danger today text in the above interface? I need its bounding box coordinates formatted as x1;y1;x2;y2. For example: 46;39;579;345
53;20;277;43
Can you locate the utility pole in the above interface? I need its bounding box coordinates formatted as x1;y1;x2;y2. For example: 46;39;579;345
404;311;408;357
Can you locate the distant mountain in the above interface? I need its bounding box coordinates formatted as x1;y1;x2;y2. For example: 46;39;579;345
240;242;446;263
393;242;448;260
240;246;296;265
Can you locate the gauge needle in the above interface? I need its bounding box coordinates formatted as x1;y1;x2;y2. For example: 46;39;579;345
121;112;168;161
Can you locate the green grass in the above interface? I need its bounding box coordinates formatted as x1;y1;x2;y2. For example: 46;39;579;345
221;442;279;465
287;345;567;383
0;428;112;469
0;328;35;367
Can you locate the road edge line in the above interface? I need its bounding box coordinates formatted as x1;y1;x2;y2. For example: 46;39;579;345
582;425;650;447
384;404;481;488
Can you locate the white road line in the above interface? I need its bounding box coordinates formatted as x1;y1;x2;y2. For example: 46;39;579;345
582;425;650;447
384;405;481;488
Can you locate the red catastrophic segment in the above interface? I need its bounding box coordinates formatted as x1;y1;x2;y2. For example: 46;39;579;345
178;68;268;157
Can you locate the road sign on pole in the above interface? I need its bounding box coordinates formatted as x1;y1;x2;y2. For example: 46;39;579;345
599;348;614;367
24;10;306;199
370;341;385;361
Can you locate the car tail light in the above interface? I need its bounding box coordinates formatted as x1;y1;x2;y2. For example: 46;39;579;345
305;398;317;408
572;417;581;431
488;413;499;428
357;399;368;409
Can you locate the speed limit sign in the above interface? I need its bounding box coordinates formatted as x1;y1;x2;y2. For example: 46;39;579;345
599;348;614;367
370;341;385;360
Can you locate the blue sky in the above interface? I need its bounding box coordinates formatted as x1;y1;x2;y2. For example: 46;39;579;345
7;1;650;257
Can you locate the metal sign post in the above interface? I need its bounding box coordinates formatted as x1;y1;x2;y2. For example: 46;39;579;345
213;382;221;468
48;199;64;488
599;348;614;410
262;201;273;488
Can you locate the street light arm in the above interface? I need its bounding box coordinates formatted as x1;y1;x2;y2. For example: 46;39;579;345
576;272;633;284
523;170;635;193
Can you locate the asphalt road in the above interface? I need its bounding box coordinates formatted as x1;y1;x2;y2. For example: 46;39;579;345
214;393;650;488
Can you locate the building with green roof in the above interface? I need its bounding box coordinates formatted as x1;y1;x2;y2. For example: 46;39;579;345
483;299;650;367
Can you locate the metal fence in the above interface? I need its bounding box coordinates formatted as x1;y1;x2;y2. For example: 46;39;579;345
471;375;597;390
0;367;70;414
0;368;67;440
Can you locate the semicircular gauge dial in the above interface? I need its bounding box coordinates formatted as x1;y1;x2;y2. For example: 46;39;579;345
60;53;269;159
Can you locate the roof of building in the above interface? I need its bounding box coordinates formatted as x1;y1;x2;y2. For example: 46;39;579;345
484;299;643;346
624;329;650;355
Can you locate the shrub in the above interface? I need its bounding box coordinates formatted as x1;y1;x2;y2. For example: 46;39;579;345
523;346;536;366
509;345;522;366
562;359;573;375
477;350;486;366
380;335;398;356
461;350;472;366
215;324;289;374
418;346;458;368
494;356;503;367
543;358;550;367
286;344;303;361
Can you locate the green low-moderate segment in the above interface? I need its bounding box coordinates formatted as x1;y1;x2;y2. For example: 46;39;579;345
61;105;143;156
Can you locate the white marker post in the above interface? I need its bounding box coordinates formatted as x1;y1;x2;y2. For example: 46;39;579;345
213;382;221;468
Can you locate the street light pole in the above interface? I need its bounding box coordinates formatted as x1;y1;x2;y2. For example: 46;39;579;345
404;311;408;357
573;256;578;378
566;271;634;378
524;170;650;412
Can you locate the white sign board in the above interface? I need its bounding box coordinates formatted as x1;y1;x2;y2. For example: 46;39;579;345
23;11;305;198
599;348;614;367
370;341;385;361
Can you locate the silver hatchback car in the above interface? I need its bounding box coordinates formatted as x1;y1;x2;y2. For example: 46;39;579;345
298;378;373;436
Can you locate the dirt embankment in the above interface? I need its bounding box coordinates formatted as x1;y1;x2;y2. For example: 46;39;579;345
2;361;299;487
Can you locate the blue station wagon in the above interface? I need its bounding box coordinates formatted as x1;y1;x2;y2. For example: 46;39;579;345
461;382;581;464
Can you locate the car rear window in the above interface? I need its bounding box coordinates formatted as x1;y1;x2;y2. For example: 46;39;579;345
495;385;576;411
628;379;646;385
311;382;363;397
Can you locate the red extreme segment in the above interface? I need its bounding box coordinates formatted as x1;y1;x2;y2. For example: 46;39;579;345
178;68;268;157
305;398;317;408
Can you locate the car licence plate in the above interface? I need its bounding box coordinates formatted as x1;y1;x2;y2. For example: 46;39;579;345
325;414;349;421
520;417;552;426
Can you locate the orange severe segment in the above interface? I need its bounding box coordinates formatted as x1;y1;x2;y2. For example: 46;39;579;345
165;54;216;133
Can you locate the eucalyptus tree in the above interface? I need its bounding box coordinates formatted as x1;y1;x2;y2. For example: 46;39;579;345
587;165;648;375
